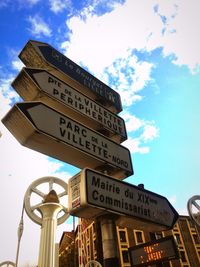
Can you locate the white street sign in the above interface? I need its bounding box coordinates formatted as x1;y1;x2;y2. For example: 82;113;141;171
19;40;122;113
2;102;133;179
12;68;127;143
68;169;179;229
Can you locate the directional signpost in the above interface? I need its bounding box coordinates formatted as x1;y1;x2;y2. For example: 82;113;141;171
12;68;127;143
68;168;179;229
2;39;129;266
1;39;180;267
19;40;122;113
2;102;133;180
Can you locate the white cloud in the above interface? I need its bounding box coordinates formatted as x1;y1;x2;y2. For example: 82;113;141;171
10;0;41;8
28;0;40;4
27;15;52;37
103;53;154;106
60;0;161;76
49;0;72;13
122;112;159;154
168;195;177;205
122;113;144;132
61;0;200;78
142;124;159;142
123;137;150;154
0;76;20;108
0;0;10;8
155;0;200;73
12;59;24;72
23;0;40;5
123;112;159;136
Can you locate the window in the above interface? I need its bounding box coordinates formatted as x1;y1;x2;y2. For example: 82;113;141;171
162;262;171;267
173;223;178;230
174;233;182;245
87;228;89;238
188;218;195;228
92;223;96;233
134;230;144;244
122;250;130;263
180;251;187;263
149;232;156;241
87;244;90;256
155;232;163;239
119;231;127;243
150;232;163;240
93;239;97;251
193;234;200;244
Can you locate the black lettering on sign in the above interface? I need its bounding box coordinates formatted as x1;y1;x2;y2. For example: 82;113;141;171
112;155;128;168
38;44;123;112
125;189;134;199
91;176;120;194
138;193;150;204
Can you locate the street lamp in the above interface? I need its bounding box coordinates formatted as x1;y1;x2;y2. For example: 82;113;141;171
0;261;15;267
24;176;69;267
187;195;200;226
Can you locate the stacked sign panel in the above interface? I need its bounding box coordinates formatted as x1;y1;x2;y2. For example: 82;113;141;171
2;40;133;180
12;68;127;143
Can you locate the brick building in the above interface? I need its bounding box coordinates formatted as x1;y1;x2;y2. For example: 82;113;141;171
59;215;200;267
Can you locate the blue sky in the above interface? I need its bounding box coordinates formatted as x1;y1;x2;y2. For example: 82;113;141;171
0;0;200;266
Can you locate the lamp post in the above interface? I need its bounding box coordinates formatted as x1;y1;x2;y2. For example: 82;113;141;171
0;261;15;267
86;260;102;267
187;195;200;227
24;176;69;267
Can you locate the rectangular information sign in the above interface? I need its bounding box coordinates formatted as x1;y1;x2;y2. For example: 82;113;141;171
68;169;179;228
128;236;179;266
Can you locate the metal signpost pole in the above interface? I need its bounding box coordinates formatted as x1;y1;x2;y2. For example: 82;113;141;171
97;167;120;267
99;215;119;267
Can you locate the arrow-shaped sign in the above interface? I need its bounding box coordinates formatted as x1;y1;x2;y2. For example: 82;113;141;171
19;40;122;113
2;102;133;179
12;68;127;143
68;169;179;229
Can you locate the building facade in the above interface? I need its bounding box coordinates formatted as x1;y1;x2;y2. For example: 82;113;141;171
59;215;200;267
